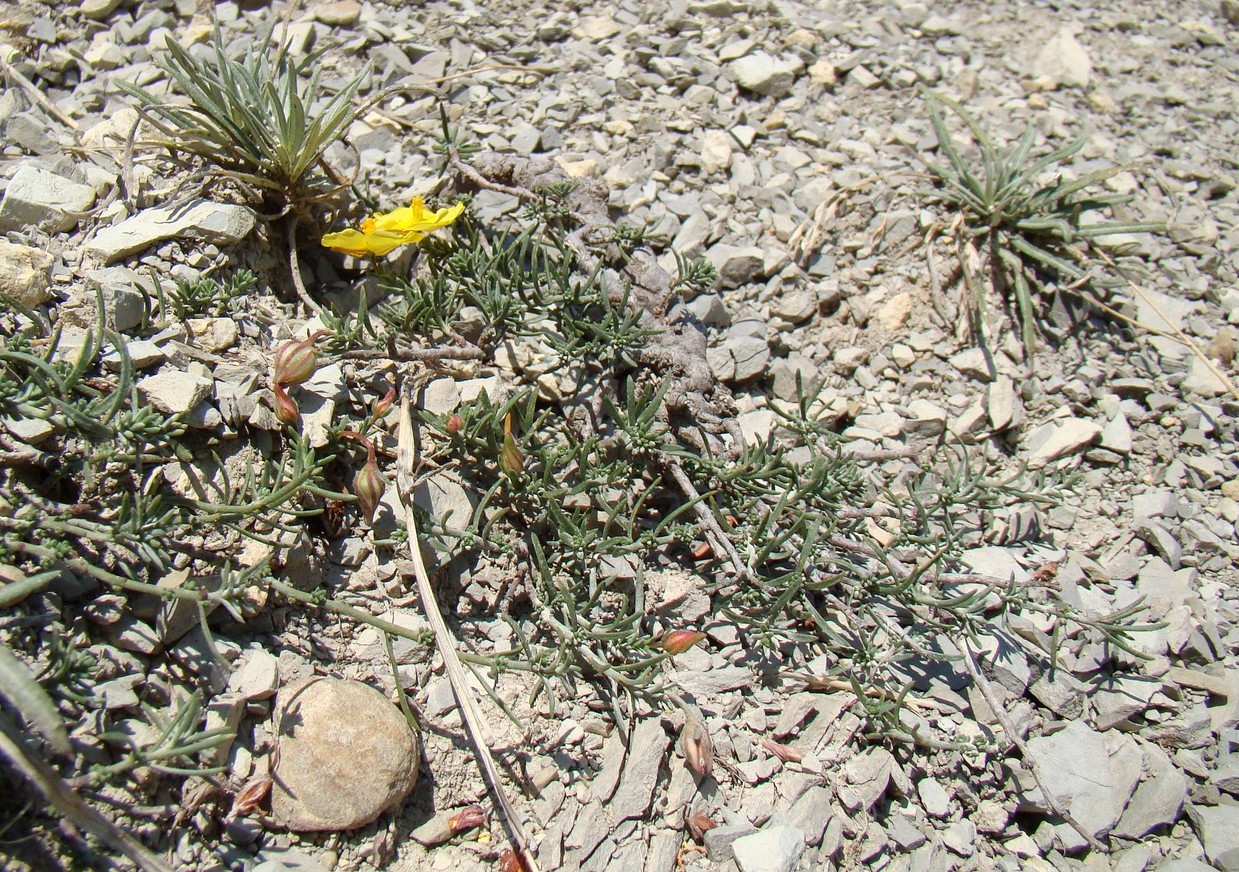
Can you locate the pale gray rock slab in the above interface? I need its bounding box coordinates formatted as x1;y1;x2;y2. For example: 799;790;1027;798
1112;763;1189;839
1023;418;1103;468
1023;721;1140;838
1188;803;1239;871
1182;355;1229;397
0;238;54;308
948;347;994;381
669;665;752;698
941;818;976;856
298;363;346;448
887;814;926;850
2;415;55;445
1133;288;1201;335
644;830;682;872
728;51;797;97
0;164;96;232
838;747;894;812
705;820;757;863
86;199;256;263
705;242;766;289
1100;413;1133;453
84;266;149;332
918;777;951;818
137;370;213;415
732;825;805;872
1029;670;1088;719
785;785;831;846
960;546;1028;583
102;339;165;371
270;677;419;831
609;718;671;823
228;647;279;702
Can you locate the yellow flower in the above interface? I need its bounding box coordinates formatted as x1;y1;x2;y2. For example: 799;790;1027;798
321;197;465;257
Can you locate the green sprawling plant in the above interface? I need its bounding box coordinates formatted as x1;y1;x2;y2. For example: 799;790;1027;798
0;309;360;824
923;89;1164;356
119;24;367;209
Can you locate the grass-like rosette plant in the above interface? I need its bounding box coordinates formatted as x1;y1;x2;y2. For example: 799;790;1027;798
119;24;368;208
923;88;1164;356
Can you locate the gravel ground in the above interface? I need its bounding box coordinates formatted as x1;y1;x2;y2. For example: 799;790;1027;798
1;0;1238;870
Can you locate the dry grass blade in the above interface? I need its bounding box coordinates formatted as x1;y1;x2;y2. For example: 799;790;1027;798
394;391;540;872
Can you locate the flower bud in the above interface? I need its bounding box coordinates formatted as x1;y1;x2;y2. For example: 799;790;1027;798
274;384;300;426
500;412;523;474
658;630;706;655
374;388;396;417
272;331;327;387
355;447;386;524
446;413;464;432
680;711;713;779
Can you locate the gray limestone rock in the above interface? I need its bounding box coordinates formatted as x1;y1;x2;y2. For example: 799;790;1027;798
138;370;214;416
705;243;766;289
728;51;797;97
86;200;255;263
0;239;54;308
1022;721;1140;838
0;164;96;232
1188;803;1239;871
732;825;806;872
1033;28;1092;88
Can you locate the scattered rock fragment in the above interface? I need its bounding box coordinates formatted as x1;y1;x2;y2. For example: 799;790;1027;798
0;238;54;307
86;200;256;263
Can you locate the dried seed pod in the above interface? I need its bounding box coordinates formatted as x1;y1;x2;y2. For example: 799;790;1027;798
686;812;718;842
500;413;523;474
680;711;714;778
761;738;804;763
226;776;272;820
447;805;487;835
374;388;396;417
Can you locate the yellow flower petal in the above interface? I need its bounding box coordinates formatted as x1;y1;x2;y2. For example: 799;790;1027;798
320;229;374;257
321;199;463;257
374;197;465;233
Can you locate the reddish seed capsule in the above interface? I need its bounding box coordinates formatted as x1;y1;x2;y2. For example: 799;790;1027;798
447;805;487;835
354;447;386;524
659;630;706;655
273;383;300;426
761;738;804;763
374;388;396;417
272;330;327;387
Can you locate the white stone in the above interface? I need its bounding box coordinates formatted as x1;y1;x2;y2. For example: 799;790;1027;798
732;826;806;872
729;51;796;97
1023;721;1140;838
0;239;53;308
1023;418;1102;468
86;200;256;263
0;165;96;233
138;371;213;415
1033;28;1092;88
701;130;733;175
